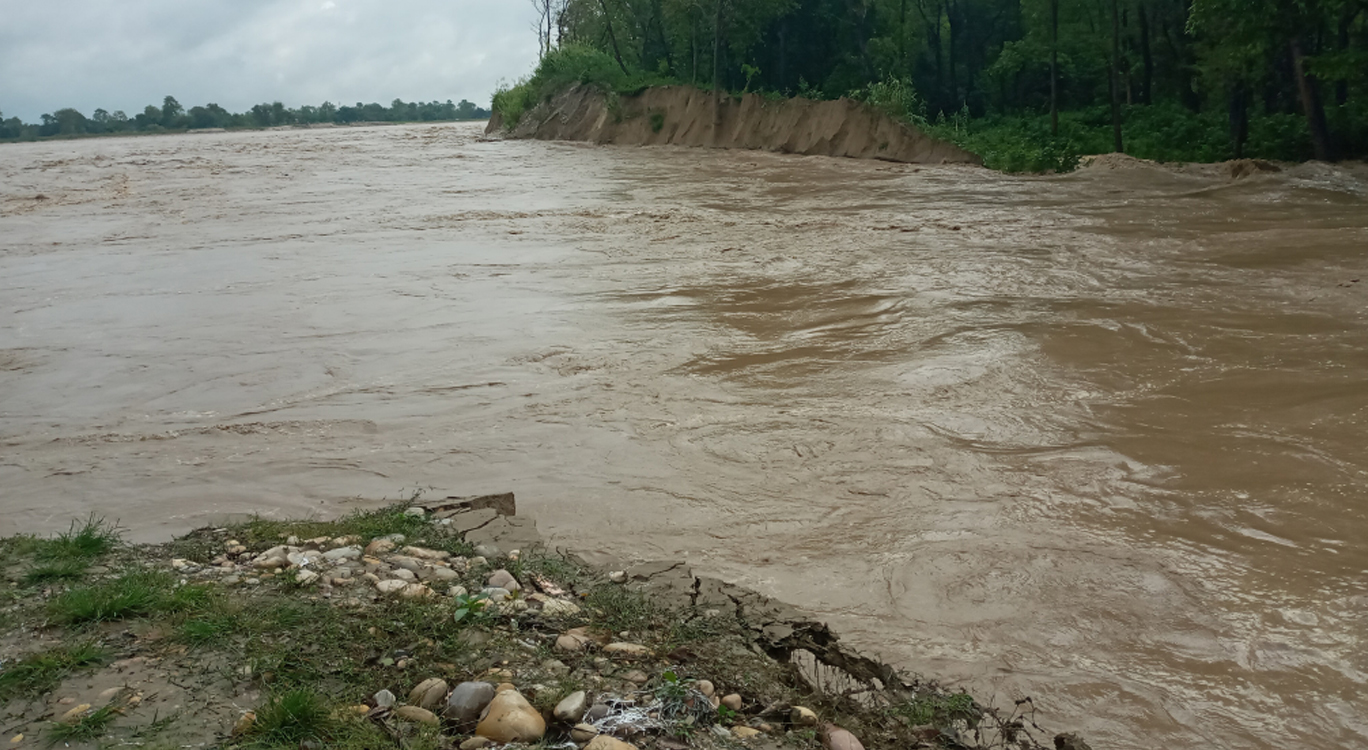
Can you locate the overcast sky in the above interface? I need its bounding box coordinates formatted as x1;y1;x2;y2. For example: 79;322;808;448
0;1;543;121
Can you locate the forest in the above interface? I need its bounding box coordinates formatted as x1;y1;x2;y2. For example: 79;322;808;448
0;97;491;142
511;0;1368;169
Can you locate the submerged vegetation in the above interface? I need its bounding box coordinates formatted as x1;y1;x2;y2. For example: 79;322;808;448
507;0;1368;171
0;505;1060;749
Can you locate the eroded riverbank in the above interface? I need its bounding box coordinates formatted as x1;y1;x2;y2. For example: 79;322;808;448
2;123;1365;749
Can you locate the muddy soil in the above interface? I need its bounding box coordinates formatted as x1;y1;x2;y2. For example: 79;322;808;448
1;123;1366;750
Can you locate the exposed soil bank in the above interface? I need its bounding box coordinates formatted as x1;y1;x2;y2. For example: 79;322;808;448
487;85;980;165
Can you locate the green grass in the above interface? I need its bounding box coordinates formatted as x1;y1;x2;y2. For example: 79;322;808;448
584;584;659;634
37;516;122;561
892;691;980;727
24;559;91;585
248;688;336;745
0;642;110;701
46;703;120;745
48;570;213;625
492;44;676;129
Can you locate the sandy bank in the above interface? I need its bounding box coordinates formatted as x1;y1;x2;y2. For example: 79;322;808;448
488;85;980;166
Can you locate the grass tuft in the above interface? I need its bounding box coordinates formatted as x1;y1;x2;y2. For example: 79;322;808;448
0;642;109;701
48;570;212;625
249;688;336;745
38;516;122;561
47;703;121;744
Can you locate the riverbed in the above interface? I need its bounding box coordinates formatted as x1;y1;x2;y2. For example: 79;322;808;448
1;123;1364;749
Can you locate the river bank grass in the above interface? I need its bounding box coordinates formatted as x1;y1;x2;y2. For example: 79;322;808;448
0;505;1062;750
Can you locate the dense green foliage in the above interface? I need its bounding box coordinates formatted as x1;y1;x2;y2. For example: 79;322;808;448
512;0;1368;169
0;96;491;142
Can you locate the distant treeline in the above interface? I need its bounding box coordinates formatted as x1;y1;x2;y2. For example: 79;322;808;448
0;96;492;141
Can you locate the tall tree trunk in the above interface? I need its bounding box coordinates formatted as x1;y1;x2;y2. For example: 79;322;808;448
1138;2;1153;105
1229;83;1249;159
947;0;960;105
713;0;723;131
651;0;674;74
1050;0;1059;134
1110;0;1124;152
1290;37;1334;161
598;0;630;73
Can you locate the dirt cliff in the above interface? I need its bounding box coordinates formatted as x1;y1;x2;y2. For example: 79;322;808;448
488;84;981;165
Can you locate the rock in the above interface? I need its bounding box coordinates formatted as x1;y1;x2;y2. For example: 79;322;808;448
586;703;610;721
408;678;450;710
696;680;715;697
365;538;398;556
554;690;588;723
374;689;397;708
790;706;818;727
295;569;320;585
58;704;91;723
376;579;408;595
390;555;425;573
445;681;497;724
394;705;440;726
623;670;650;685
391;568;418;582
585;737;638;750
429;566;461;582
475;689;546;743
541;598;581;617
1054;733;1094;750
496;599;529;614
608;571;627;583
474;544;501;558
323;546;362;561
709;725;731;739
460;738;494;750
469;555;488;569
556;633;590;652
404;506;427;518
721;693;743;711
482;587;512;602
400;583;436;599
543;659;569;675
402;545;450;560
822;724;865;750
230;711;256;737
603;642;650;658
570;723;600;743
488;569;520;591
733;726;762;739
252;547;290;570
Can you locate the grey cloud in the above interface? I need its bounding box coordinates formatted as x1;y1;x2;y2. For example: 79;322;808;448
0;0;542;121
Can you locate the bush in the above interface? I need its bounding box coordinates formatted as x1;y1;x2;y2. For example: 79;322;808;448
491;45;675;128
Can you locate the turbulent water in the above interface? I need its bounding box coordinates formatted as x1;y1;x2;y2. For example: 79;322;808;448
2;123;1365;749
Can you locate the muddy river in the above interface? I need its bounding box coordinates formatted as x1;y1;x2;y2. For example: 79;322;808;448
2;123;1365;749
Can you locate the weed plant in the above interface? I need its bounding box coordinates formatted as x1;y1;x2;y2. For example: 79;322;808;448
0;642;109;700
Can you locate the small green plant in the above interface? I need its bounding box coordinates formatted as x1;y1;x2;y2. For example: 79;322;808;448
0;642;109;700
49;570;211;625
650;111;665;133
451;591;490;624
894;691;980;727
46;703;120;744
24;559;90;585
741;64;762;93
854;75;926;126
584;584;657;633
38;516;122;560
250;688;336;745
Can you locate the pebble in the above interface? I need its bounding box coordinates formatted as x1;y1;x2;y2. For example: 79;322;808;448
58;704;91;723
408;678;450;710
733;726;761;739
364;538;397;556
449;585;469;599
709;725;732;739
460;738;494;750
585;737;638;750
390;568;418;582
230;712;255;737
791;705;818;727
390;556;425;573
557;633;590;651
570;723;600;742
474;544;500;558
497;599;529;614
394;705;440;726
553;690;588;723
722;693;743;711
399;583;435;599
488;569;521;592
603;642;650;657
623;670;650;685
541;598;581;617
376;579;408;595
608;571;627;583
429;566;461;581
586;703;611;721
696;679;715;697
404;506;426;517
475;689;546;743
445;681;496;724
542;659;569;675
402;545;450;560
823;724;866;750
482;587;512;602
323;546;362;561
374;689;397;708
295;569;320;585
469;556;488;568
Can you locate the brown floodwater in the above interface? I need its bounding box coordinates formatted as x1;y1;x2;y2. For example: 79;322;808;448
1;123;1365;749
